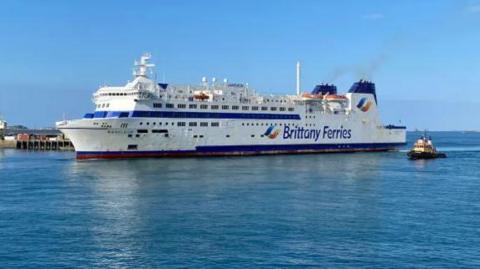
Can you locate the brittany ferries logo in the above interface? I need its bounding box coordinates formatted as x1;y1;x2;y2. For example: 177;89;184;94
263;126;281;139
357;98;373;112
264;125;352;141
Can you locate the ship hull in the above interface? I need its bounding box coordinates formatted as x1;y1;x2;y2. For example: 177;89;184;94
59;116;406;160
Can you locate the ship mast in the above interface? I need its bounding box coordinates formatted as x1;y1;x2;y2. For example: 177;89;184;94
133;53;155;78
296;61;301;96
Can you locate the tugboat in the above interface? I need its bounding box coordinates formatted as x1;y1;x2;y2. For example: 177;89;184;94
407;133;447;160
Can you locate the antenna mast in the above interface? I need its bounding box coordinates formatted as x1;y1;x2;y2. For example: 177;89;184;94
296;61;301;96
133;53;155;78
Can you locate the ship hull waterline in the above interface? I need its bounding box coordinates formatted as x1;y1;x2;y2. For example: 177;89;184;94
74;143;406;160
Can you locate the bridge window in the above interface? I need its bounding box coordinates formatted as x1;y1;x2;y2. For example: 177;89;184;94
211;122;219;127
251;106;259;111
200;104;208;109
261;107;268;111
279;107;286;111
222;105;229;110
270;107;277;111
189;104;197;109
177;104;186;109
189;122;197;127
166;103;174;108
242;106;249;110
211;105;219;110
232;106;239;110
200;122;208;127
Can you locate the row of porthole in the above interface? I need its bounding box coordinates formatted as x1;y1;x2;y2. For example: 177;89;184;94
136;121;317;128
241;122;317;127
155;102;295;112
139;122;220;127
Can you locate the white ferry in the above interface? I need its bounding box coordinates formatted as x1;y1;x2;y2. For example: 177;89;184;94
57;54;406;159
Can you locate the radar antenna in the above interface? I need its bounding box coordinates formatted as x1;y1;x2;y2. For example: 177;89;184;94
133;53;156;78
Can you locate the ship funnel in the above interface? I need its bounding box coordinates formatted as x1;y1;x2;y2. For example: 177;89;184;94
348;80;377;103
311;84;337;95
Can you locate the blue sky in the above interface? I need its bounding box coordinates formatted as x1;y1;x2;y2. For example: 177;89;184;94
0;0;479;130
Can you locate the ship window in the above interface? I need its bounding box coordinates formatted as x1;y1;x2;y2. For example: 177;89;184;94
211;122;219;127
189;122;197;127
177;122;186;127
152;129;168;133
279;107;286;111
193;135;198;138
242;106;249;110
211;105;219;110
232;106;239;110
128;144;138;150
189;104;197;109
128;134;132;138
200;122;208;127
222;105;229;110
261;107;268;111
139;122;143;125
137;129;148;133
251;135;255;138
251;106;259;111
200;104;208;109
177;104;186;109
199;135;204;138
153;103;162;108
166;103;174;108
226;135;230;138
270;107;277;111
288;107;294;111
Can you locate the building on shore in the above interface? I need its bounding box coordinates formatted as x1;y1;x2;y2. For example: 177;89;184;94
0;119;6;140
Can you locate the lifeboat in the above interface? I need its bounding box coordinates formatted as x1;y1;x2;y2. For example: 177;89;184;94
194;92;210;101
301;93;323;100
323;94;347;101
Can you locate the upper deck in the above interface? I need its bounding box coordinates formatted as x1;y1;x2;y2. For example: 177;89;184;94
84;54;381;122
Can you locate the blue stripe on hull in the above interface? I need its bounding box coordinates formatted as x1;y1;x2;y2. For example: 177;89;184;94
76;142;406;159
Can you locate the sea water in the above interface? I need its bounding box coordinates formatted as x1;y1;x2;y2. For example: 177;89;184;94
1;132;480;268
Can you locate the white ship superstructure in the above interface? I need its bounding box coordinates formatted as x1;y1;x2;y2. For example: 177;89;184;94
57;54;406;159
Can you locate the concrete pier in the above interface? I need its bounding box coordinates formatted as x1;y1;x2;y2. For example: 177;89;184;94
15;139;74;151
